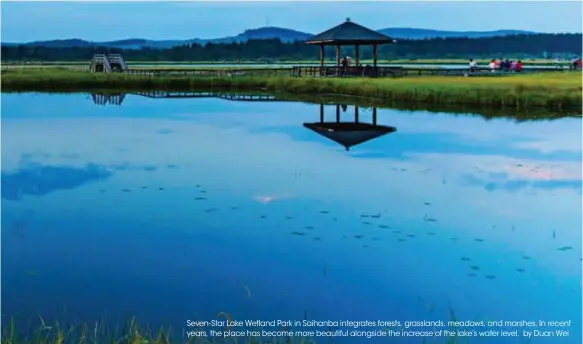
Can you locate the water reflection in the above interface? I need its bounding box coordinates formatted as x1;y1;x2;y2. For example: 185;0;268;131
90;91;281;104
1;160;113;200
304;104;397;151
91;93;125;106
89;93;398;151
2;92;581;344
88;91;583;121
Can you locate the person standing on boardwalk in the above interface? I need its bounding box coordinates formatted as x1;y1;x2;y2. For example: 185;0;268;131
340;56;348;76
469;59;477;73
489;59;496;72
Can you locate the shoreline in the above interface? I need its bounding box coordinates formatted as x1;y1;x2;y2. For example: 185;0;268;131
1;69;581;113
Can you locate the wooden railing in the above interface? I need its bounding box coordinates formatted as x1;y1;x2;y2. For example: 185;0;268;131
90;54;112;73
290;65;578;78
290;66;406;78
107;54;128;71
124;67;291;77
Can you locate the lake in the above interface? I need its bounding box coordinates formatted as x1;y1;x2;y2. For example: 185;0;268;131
1;92;581;344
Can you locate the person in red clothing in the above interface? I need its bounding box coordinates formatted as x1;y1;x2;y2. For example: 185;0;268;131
577;58;582;70
516;60;523;72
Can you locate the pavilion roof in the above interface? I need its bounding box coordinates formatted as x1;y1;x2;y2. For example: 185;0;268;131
306;18;394;46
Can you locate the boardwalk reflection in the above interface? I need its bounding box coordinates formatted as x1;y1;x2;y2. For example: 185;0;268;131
87;93;397;151
304;104;397;151
133;91;284;101
91;93;126;106
89;91;285;105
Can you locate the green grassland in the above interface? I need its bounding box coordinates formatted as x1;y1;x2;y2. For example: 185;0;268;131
1;68;581;113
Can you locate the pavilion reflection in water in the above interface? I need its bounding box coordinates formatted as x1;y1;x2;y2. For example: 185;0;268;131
304;104;397;151
87;94;396;151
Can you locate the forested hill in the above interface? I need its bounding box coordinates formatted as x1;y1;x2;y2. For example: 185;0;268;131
2;33;580;62
2;27;541;49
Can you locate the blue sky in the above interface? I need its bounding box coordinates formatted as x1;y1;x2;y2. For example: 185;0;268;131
1;1;581;42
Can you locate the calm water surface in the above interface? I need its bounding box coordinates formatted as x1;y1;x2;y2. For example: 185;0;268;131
1;93;581;343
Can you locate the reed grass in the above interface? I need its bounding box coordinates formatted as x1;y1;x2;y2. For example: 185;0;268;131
1;313;484;344
1;68;581;112
1;317;314;344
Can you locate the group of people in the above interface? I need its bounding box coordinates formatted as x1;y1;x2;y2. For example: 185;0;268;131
570;57;582;69
468;58;523;72
485;58;523;72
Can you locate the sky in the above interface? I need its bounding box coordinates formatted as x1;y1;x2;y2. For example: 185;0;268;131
1;1;582;42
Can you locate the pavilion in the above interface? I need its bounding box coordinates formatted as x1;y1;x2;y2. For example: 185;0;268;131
303;104;397;151
305;18;395;76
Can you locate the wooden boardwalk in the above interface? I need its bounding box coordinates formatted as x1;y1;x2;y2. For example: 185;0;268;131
8;63;572;80
121;65;575;79
124;68;289;77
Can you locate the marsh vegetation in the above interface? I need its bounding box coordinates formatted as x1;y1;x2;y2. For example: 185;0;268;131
1;68;581;112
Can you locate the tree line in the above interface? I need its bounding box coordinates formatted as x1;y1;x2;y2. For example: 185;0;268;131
1;33;581;62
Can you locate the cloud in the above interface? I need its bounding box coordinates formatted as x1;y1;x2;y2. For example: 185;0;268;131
1;162;113;201
252;194;290;204
461;173;581;193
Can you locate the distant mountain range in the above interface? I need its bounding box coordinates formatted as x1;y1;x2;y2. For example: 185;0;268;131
2;27;544;49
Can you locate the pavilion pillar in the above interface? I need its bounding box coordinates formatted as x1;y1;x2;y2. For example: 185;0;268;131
372;107;377;126
373;44;378;68
319;45;325;76
336;45;341;76
354;105;359;123
319;103;324;122
335;104;340;122
355;45;360;66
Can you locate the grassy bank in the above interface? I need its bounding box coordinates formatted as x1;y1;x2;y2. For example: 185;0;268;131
2;68;581;112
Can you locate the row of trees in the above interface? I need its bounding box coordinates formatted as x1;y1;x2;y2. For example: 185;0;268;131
1;33;581;62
